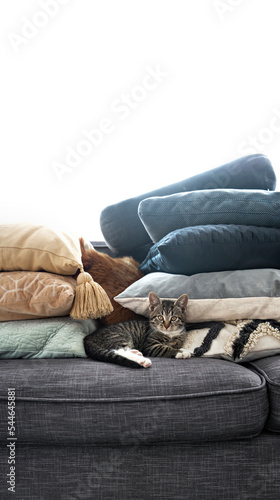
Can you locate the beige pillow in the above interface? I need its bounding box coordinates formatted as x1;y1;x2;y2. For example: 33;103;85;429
0;223;113;321
0;271;76;321
0;223;85;274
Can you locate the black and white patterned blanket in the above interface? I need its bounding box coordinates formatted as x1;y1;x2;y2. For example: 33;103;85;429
183;319;280;362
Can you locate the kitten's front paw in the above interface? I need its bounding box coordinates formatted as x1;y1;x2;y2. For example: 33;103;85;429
175;349;192;359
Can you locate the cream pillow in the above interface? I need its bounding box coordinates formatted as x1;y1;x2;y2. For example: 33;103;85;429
0;271;76;321
0;223;85;274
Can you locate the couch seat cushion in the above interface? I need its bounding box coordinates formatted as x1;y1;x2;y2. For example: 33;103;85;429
0;358;268;445
249;355;280;432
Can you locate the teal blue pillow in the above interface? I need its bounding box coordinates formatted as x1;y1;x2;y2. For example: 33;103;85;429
100;154;276;261
138;189;280;243
139;225;280;275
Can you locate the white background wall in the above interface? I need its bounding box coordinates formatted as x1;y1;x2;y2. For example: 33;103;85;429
1;0;280;241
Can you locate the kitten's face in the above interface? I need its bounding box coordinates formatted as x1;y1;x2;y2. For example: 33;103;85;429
149;292;188;337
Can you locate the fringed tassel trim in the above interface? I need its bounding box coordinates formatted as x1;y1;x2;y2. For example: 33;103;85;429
231;319;280;360
70;270;113;320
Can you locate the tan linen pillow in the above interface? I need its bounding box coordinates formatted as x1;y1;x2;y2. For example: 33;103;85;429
0;271;76;321
0;223;113;320
0;223;84;274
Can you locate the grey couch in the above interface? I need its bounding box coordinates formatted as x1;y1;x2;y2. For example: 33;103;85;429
1;349;280;499
1;154;280;499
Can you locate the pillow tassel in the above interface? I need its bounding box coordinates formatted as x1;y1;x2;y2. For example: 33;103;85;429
70;270;113;320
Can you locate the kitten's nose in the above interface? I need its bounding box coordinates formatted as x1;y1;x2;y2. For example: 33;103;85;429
164;321;171;330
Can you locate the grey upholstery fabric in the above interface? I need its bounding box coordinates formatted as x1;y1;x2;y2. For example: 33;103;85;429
250;355;280;432
0;433;279;499
0;358;268;445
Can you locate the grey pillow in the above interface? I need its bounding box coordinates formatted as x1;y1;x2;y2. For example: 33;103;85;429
114;269;280;323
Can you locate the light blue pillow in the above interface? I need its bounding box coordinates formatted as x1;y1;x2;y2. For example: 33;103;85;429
139;225;280;275
138;189;280;243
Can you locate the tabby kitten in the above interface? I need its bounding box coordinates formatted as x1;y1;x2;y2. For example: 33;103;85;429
83;292;191;368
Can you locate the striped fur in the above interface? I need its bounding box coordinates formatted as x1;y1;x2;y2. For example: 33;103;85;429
84;292;189;368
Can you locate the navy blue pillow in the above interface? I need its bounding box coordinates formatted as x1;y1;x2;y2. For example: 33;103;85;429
139;225;280;275
100;154;276;261
138;189;280;244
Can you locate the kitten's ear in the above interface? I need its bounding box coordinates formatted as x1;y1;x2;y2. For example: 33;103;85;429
149;292;161;311
175;294;189;312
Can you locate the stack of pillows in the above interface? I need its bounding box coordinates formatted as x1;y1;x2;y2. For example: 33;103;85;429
138;189;280;275
3;154;280;363
0;224;98;359
101;153;280;362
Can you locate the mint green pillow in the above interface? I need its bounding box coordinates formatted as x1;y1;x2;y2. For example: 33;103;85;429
0;317;97;359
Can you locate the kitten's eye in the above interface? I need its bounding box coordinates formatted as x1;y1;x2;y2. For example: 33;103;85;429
171;316;177;322
157;315;164;321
